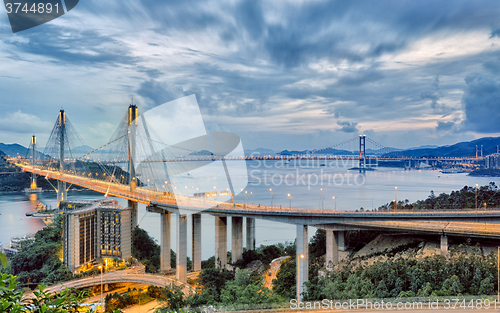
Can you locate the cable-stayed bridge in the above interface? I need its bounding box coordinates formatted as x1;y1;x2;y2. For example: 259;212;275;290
8;104;500;301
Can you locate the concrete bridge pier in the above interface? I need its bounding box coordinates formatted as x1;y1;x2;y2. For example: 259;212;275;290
177;214;187;283
232;217;243;263
129;200;138;228
296;225;309;301
338;230;345;251
325;230;339;269
192;214;202;271
246;217;255;250
215;216;227;269
440;235;448;251
57;181;67;208
160;211;171;272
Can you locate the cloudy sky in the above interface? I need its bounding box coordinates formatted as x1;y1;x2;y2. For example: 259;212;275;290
1;0;500;151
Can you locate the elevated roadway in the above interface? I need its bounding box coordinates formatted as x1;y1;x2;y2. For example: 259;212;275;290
43;270;195;296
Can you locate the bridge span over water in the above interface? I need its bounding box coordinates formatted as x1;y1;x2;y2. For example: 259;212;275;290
12;104;500;301
16;162;500;300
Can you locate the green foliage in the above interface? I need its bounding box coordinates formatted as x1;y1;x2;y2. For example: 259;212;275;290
0;272;91;313
131;227;161;273
219;269;284;306
309;229;326;259
105;287;153;312
273;257;296;299
9;215;73;286
201;256;215;269
234;242;293;268
132;227;191;273
197;268;235;303
376;182;500;211
303;247;499;301
157;284;185;311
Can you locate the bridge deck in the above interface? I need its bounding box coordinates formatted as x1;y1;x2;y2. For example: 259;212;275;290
17;163;500;239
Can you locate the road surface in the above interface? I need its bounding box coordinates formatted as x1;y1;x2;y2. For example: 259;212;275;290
263;256;290;290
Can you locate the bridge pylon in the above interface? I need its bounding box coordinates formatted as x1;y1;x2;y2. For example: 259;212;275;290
57;110;67;208
29;135;38;190
128;103;138;228
359;135;366;172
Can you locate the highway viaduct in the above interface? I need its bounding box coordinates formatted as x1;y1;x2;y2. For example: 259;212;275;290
148;201;500;300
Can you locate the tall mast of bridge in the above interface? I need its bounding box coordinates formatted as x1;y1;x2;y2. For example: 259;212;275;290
57;110;67;207
359;134;366;172
128;103;138;228
30;135;37;189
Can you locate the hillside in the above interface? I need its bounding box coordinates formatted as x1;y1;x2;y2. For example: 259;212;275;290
383;137;500;158
0;143;29;157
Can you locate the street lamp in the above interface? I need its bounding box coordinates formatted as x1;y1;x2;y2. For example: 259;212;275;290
297;254;305;300
98;265;103;312
321;188;324;210
288;193;291;209
270;188;273;207
475;184;479;210
333;196;336;211
395;187;397;211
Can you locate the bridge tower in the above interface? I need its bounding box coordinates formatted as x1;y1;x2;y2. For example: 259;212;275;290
30;135;38;190
359;135;366;171
128;104;138;228
57;110;67;207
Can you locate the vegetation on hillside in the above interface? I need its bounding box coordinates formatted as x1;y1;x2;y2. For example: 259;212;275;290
9;215;73;286
131;227;191;273
374;182;500;211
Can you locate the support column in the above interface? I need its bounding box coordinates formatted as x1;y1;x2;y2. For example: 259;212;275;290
176;215;187;283
128;104;138;228
296;225;308;301
246;218;255;250
326;230;339;269
231;217;243;263
192;214;201;271
129;201;138;229
338;230;345;251
160;211;171;272
440;235;448;251
57;110;67;209
215;216;227;269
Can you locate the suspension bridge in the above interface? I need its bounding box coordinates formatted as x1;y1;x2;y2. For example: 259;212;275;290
7;101;500;301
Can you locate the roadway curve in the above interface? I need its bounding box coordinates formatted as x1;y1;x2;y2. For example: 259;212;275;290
43;270;195;296
263;256;289;290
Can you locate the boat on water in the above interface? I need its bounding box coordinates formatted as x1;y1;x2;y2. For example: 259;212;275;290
24;187;43;193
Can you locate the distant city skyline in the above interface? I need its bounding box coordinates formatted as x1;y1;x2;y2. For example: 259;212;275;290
1;1;500;151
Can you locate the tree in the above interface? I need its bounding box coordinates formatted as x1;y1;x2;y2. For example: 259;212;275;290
0;270;99;313
442;275;463;295
219;269;283;306
157;284;185;311
479;277;494;295
197;268;235;303
10;215;73;285
273;257;295;299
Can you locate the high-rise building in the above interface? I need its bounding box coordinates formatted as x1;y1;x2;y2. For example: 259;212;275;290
61;199;132;272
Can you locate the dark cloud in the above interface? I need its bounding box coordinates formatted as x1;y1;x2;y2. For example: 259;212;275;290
337;121;358;133
462;74;500;133
436;121;454;131
136;81;187;110
490;28;500;38
6;26;136;66
483;60;500;74
4;0;500;150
